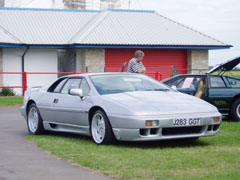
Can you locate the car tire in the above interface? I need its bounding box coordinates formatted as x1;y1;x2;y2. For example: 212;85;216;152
91;110;115;145
27;104;45;134
231;98;240;121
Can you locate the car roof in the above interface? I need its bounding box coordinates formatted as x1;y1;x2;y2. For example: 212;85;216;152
61;72;141;78
162;74;206;82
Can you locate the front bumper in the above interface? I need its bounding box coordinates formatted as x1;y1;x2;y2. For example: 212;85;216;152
109;112;222;141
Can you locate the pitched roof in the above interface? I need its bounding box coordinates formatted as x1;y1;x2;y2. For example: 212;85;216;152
0;25;22;44
0;7;231;49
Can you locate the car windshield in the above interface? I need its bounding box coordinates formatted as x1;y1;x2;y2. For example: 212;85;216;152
90;74;172;95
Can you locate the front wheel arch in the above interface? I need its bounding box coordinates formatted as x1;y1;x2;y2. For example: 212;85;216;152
91;110;115;144
88;106;108;126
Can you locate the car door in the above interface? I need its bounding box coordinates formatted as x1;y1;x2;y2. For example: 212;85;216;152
205;75;233;113
51;78;91;126
37;77;68;122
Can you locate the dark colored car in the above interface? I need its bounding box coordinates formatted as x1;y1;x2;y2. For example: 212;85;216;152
162;57;240;121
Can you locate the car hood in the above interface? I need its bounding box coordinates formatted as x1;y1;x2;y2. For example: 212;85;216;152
103;91;218;115
208;56;240;74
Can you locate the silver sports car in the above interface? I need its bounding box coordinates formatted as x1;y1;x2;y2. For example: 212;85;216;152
21;73;222;144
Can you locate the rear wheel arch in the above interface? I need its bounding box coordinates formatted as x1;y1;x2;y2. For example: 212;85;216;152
26;100;36;114
27;103;45;134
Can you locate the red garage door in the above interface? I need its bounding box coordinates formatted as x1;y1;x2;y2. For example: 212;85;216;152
105;49;187;80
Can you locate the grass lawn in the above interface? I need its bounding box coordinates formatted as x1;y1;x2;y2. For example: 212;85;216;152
0;96;23;106
27;121;240;180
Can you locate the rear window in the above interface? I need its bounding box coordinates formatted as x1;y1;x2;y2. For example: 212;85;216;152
210;76;226;88
227;77;240;87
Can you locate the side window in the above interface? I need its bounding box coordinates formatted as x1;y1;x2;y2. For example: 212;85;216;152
168;77;185;88
53;78;68;93
180;77;195;89
170;77;203;90
191;77;203;91
227;77;240;88
61;79;82;94
210;76;226;88
80;79;90;96
173;77;195;89
48;78;67;92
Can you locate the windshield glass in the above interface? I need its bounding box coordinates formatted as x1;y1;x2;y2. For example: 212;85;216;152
90;74;172;95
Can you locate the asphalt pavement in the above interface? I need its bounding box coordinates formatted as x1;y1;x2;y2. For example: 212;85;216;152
0;107;111;180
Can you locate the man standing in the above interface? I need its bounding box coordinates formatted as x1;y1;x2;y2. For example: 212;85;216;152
127;50;146;74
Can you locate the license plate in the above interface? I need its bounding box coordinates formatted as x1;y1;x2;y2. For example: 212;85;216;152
172;118;201;126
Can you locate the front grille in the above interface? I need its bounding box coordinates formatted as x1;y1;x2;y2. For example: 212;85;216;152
207;124;220;132
162;126;203;136
140;128;159;136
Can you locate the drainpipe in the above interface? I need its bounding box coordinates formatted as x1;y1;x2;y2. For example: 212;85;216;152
22;46;29;95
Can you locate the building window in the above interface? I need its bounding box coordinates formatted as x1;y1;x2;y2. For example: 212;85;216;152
100;0;121;10
63;0;86;9
57;49;76;77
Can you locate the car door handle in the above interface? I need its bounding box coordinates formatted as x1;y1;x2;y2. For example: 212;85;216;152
53;99;58;103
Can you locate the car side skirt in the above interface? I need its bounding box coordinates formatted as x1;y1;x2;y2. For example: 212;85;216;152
43;121;91;136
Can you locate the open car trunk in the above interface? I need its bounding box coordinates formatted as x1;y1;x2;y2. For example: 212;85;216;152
208;56;240;74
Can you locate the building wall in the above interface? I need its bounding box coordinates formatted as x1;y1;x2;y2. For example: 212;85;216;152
0;48;3;88
1;47;209;95
76;49;105;72
76;49;86;72
187;50;209;74
3;48;58;95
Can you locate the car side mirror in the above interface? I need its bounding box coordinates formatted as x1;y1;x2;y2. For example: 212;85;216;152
171;85;177;90
69;89;83;98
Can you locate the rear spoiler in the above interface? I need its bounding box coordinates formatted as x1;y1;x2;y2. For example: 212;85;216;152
27;86;42;91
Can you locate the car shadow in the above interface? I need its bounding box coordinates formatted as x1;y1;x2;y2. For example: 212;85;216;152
116;138;210;149
222;116;236;122
46;131;211;149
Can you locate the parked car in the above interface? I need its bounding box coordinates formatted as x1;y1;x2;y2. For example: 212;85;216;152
162;56;240;121
21;73;221;144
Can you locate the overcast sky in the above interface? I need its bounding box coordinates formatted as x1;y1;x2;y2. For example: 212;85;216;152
129;0;240;66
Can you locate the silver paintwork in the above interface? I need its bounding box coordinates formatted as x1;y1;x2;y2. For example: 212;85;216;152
21;73;222;141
